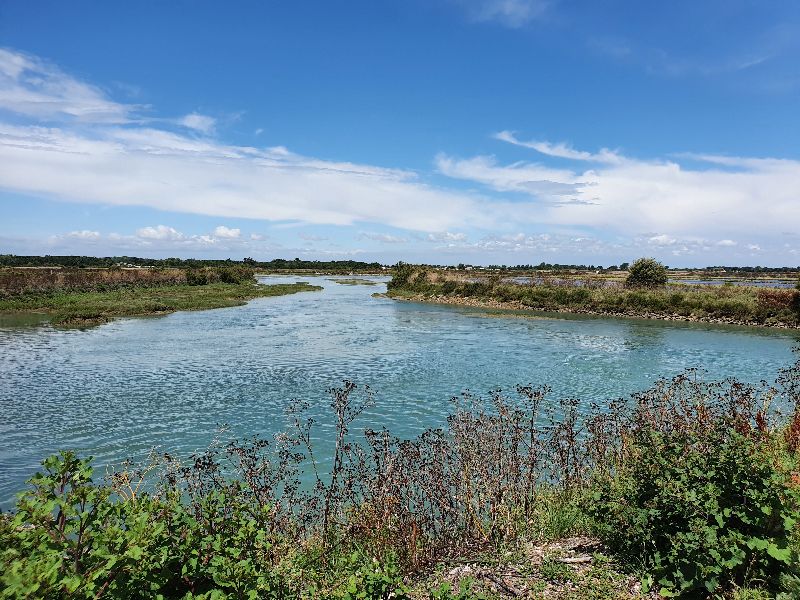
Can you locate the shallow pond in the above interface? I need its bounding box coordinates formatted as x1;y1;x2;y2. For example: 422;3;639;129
1;276;798;507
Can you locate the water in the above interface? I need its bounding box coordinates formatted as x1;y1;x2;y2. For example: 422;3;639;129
1;275;798;508
669;279;797;288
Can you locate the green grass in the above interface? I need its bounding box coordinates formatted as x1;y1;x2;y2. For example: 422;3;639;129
0;281;322;325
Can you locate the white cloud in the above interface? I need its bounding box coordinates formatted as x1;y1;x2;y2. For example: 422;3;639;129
456;0;551;28
0;48;136;122
359;232;408;244
427;231;468;242
716;239;737;247
213;225;240;239
0;120;496;232
67;230;100;240
136;225;184;241
298;233;328;241
494;131;623;164
440;136;800;242
648;234;677;246
435;153;580;198
179;113;216;134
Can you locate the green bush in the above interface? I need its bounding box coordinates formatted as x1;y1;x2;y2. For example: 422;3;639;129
387;262;415;290
0;452;406;599
185;267;255;286
216;265;255;284
186;269;209;286
625;258;668;288
441;280;458;295
589;421;800;596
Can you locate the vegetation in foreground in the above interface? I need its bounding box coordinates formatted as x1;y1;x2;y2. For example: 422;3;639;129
2;352;800;599
0;266;321;325
387;263;800;328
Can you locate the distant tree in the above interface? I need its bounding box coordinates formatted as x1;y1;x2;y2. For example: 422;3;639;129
625;258;668;288
619;262;630;271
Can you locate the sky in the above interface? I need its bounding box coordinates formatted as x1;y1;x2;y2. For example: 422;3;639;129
1;1;799;267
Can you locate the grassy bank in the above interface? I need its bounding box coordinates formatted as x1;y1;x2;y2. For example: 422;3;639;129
0;278;321;325
2;353;799;598
387;267;800;328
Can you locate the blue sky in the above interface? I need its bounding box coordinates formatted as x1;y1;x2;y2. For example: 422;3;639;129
1;0;799;266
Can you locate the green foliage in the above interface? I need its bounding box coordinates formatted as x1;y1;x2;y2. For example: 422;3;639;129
539;558;575;583
338;552;409;600
0;452;409;599
386;262;416;290
428;579;483;600
625;257;668;288
186;266;255;286
589;422;800;597
186;268;209;285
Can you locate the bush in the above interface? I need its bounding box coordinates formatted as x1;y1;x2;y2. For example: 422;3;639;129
185;268;209;286
588;375;800;597
185;266;255;286
387;262;415;290
625;258;668;288
441;280;458;295
0;451;407;599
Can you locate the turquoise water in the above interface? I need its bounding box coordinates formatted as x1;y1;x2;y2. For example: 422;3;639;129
0;275;798;508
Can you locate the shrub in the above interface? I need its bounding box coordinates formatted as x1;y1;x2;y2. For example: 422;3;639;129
185;268;209;285
625;258;668;288
588;375;800;597
387;262;415;290
441;280;458;295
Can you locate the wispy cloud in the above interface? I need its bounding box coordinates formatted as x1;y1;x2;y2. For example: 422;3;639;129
0;48;139;122
453;0;552;28
438;133;800;243
178;112;216;134
358;232;408;244
427;231;468;243
494;131;623;164
67;230;101;240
